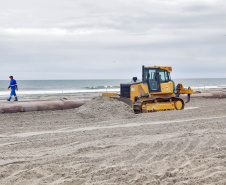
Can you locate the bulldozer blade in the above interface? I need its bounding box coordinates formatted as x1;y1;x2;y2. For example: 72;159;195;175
112;97;133;108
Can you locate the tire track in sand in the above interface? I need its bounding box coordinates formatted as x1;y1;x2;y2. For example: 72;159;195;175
1;115;226;139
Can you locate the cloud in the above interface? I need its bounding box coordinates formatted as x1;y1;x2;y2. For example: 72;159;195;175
0;27;107;36
0;0;226;80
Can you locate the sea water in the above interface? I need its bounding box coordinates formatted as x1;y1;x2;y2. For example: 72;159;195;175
0;78;225;100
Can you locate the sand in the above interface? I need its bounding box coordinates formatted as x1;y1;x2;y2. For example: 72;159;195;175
0;96;226;185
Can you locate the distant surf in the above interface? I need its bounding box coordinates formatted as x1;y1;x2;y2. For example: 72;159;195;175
0;79;225;97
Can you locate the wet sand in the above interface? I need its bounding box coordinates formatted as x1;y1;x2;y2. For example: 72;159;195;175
0;97;226;184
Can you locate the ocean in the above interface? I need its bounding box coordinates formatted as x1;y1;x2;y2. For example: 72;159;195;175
0;78;226;101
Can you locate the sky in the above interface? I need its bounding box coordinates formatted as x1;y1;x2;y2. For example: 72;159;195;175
0;0;226;80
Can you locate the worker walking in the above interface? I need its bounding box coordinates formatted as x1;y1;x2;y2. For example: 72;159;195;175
7;76;18;101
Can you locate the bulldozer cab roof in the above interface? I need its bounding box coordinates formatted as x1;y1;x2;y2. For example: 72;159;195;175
144;66;172;72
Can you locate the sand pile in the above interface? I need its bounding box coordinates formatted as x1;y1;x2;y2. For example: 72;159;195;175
75;96;135;120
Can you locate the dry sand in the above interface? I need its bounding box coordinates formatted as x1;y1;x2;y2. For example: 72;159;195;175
0;96;225;185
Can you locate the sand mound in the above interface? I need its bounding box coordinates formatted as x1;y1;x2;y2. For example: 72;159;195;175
75;96;135;120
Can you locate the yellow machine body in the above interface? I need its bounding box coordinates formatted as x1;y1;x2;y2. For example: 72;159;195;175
144;66;172;72
102;66;193;113
130;81;176;103
102;92;119;97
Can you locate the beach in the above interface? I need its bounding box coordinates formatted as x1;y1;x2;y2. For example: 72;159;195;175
0;96;226;185
1;0;226;183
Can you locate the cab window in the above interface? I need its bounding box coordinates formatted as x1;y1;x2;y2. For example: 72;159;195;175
159;69;169;83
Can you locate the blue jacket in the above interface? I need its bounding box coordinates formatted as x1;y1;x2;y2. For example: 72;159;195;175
8;79;18;89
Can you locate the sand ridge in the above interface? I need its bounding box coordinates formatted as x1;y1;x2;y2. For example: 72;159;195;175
0;97;226;184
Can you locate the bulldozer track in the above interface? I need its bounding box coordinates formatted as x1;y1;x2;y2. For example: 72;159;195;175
133;97;184;114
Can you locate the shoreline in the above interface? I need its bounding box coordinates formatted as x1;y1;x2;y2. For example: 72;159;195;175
0;91;226;114
0;87;225;102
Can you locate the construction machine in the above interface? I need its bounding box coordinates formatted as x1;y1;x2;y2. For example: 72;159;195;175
102;65;193;113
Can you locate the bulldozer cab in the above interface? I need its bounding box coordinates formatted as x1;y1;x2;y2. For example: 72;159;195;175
142;66;171;93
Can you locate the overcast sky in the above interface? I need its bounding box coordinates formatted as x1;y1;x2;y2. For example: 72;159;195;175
0;0;226;80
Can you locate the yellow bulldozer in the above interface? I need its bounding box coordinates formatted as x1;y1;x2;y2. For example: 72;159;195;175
102;65;193;113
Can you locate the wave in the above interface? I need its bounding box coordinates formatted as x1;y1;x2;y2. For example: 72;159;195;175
0;85;225;96
84;85;120;89
0;88;120;96
190;85;226;89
